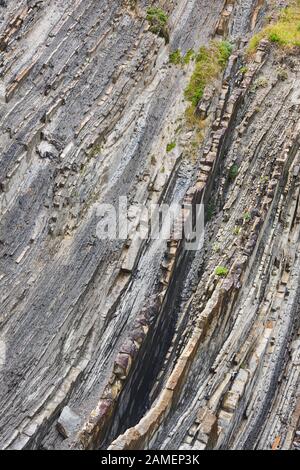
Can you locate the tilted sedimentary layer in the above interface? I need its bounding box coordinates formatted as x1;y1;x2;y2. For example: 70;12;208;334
0;0;299;450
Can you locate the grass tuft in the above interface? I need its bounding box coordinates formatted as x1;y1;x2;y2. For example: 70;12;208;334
248;1;300;53
169;49;182;65
169;48;195;65
217;40;233;66
184;41;233;109
166;141;176;152
183;48;195;64
146;7;169;43
215;266;229;277
243;211;252;222
228;163;239;181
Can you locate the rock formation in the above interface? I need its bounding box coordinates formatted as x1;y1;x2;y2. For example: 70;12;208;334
0;0;299;451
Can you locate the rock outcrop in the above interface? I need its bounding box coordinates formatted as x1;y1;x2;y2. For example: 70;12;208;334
0;0;299;451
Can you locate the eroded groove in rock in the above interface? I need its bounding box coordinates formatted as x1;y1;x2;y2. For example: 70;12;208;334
0;0;299;451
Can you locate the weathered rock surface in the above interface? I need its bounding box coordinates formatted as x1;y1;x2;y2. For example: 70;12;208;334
0;0;299;451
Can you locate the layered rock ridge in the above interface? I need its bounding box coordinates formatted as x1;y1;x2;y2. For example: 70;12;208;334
0;0;299;451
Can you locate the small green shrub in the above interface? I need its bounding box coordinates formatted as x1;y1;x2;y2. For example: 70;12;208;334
183;49;195;64
243;211;251;222
127;0;137;10
147;7;168;24
212;243;221;253
277;67;288;80
90;143;102;158
147;7;169;42
169;49;182;65
218;40;233;66
260;175;269;183
206;201;215;221
239;66;248;75
166;141;176;152
151;155;157;165
228;163;239;181
215;266;229;277
251;76;268;91
268;32;282;44
184;40;233;109
233;226;241;235
169;48;195;66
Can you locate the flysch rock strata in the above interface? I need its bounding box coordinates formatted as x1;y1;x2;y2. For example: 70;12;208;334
0;0;299;451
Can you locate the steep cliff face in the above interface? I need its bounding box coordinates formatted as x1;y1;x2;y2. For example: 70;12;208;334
0;0;299;451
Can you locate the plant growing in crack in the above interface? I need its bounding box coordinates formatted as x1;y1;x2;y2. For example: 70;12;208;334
251;76;269;92
146;7;169;43
206;201;215;221
239;66;248;75
166;141;176;153
183;48;195;64
248;2;300;53
212;243;221;253
215;266;229;277
169;49;182;65
169;48;195;66
184;40;233;110
233;226;242;236
150;155;157;165
89;143;102;158
228;163;239;181
243;211;252;223
277;67;288;80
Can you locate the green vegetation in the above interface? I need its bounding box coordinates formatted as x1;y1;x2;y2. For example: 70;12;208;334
215;266;229;277
169;48;195;65
217;40;233;66
184;40;233;109
166;141;176;152
175;123;182;134
89;143;102;158
206;201;215;221
233;226;241;236
146;7;168;25
248;1;300;53
260;175;269;184
146;7;169;42
228;163;239;181
183;48;195;64
127;0;137;10
212;243;221;253
169;49;182;65
251;76;268;91
239;66;248;75
243;211;252;222
150;155;157;165
277;67;288;80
